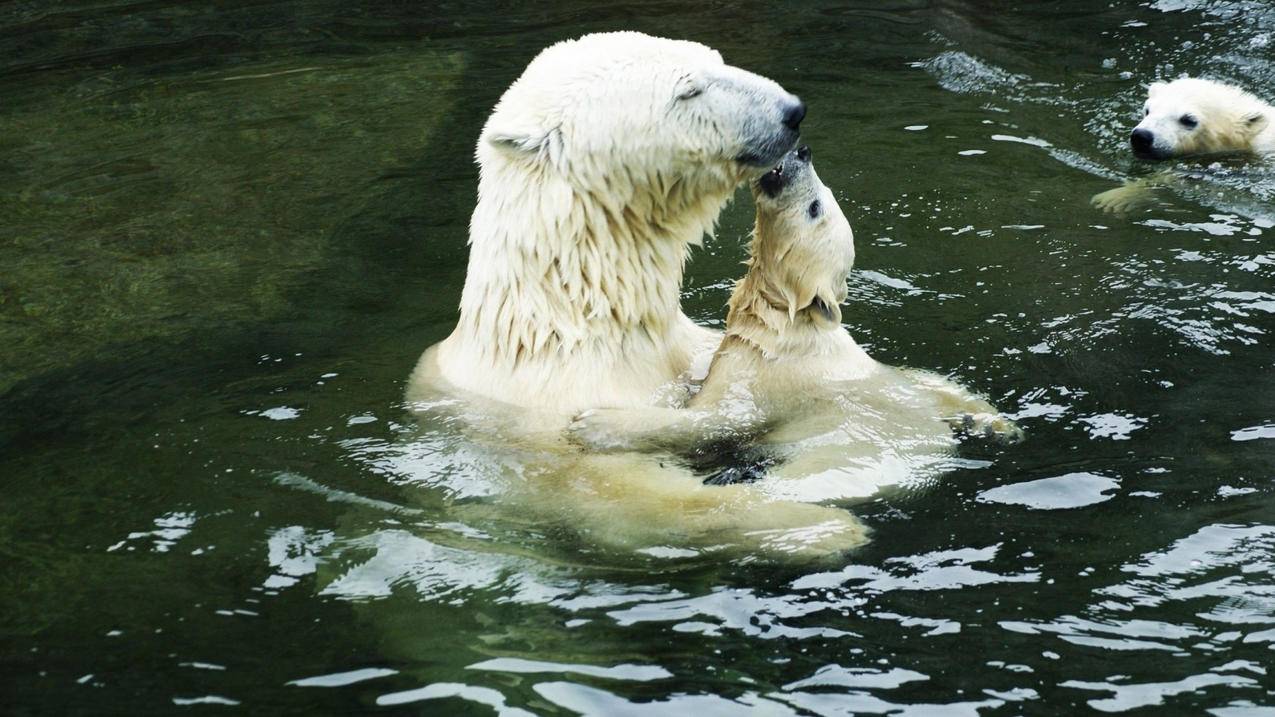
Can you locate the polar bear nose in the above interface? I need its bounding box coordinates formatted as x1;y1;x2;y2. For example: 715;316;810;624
1130;128;1154;153
783;100;807;131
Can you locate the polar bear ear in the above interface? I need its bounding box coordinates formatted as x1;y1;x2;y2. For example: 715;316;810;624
776;259;846;325
1244;111;1269;135
486;125;564;164
808;295;842;325
782;283;842;325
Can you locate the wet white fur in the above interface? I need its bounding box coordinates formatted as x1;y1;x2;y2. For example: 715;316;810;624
411;32;801;414
1136;77;1273;157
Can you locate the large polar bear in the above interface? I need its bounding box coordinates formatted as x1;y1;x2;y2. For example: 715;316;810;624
570;147;1020;501
1094;77;1274;213
410;32;806;416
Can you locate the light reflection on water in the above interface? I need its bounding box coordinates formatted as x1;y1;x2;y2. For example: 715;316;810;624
258;483;1273;712
5;0;1275;714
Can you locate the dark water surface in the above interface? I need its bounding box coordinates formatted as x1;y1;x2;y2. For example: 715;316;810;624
4;1;1275;714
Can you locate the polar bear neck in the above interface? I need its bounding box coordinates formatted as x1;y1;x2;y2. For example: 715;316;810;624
455;162;730;368
723;269;843;359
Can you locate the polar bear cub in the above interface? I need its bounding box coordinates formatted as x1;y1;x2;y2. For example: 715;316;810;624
1130;77;1273;159
570;147;1020;499
1095;77;1274;213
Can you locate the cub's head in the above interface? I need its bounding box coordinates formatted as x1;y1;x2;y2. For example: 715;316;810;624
748;146;854;325
1131;78;1269;160
479;32;804;200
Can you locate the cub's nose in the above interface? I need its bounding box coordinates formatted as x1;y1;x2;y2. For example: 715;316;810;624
796;145;811;162
782;99;807;131
1130;128;1154;153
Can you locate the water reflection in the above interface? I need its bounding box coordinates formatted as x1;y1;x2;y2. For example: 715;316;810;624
268;502;1275;711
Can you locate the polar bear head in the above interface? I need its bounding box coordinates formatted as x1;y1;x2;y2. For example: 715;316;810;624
1131;77;1270;159
478;32;805;208
747;145;854;325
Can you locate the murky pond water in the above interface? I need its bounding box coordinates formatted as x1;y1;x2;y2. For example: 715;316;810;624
4;1;1275;713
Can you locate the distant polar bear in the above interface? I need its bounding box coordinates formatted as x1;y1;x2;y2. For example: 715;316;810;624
570;147;1021;502
411;32;806;416
1130;77;1273;159
1094;77;1274;213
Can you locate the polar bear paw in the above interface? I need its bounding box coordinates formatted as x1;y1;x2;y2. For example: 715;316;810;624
953;412;1025;444
566;409;644;452
1091;184;1156;215
743;514;869;557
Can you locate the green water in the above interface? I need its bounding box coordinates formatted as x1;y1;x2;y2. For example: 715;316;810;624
4;1;1275;714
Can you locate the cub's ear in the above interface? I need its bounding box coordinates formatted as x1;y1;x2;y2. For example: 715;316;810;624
809;295;842;325
780;268;845;325
1244;111;1269;136
787;286;842;325
484;124;564;164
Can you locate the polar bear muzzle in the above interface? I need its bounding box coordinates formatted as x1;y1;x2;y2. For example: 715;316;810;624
1130;127;1171;160
756;144;813;199
736;96;806;169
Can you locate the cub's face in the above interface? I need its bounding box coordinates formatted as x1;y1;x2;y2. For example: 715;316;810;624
750;146;855;323
1131;78;1269;159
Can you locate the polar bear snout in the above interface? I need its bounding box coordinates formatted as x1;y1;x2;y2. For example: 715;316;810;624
782;100;807;132
756;145;813;198
1130;127;1169;159
734;104;800;167
725;64;806;169
1130;128;1154;154
758;164;788;198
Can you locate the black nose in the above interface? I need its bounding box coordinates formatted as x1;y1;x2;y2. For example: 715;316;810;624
796;145;811;162
1130;128;1154;152
782;99;806;131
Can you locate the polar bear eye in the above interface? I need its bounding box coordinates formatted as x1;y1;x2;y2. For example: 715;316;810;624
808;200;821;219
1180;114;1198;129
1143;106;1150;117
676;86;703;101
